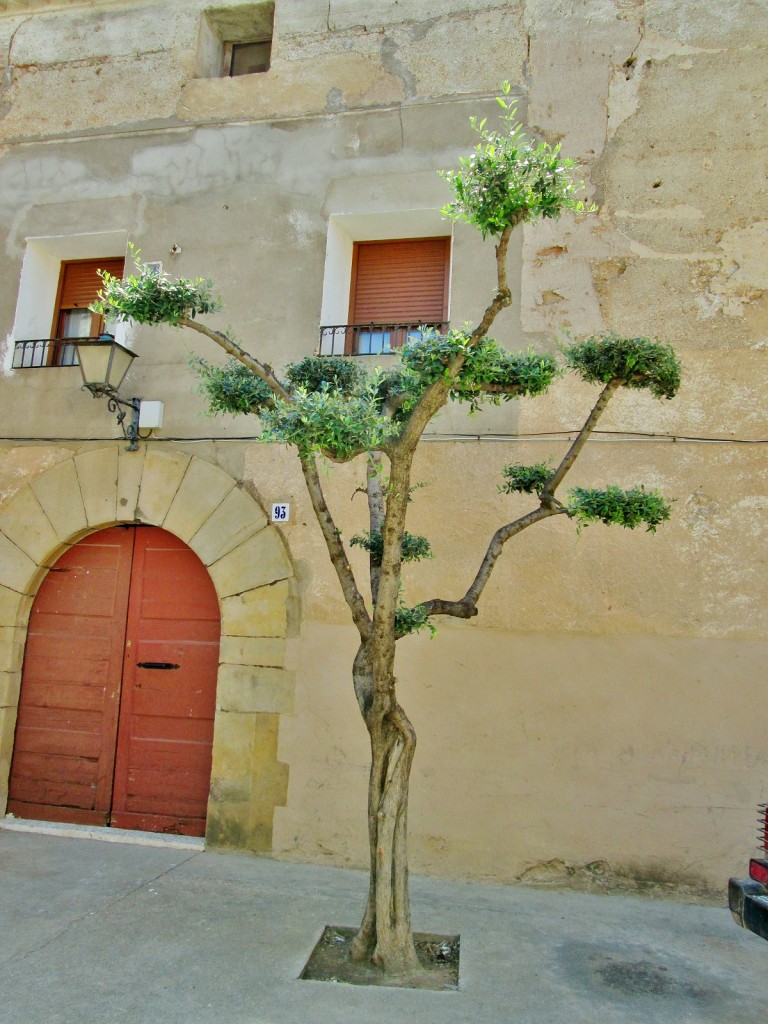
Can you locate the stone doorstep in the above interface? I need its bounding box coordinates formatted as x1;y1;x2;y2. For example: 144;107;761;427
0;814;205;851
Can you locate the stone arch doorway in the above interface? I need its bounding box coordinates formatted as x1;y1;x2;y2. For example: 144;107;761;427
0;447;295;850
8;525;221;835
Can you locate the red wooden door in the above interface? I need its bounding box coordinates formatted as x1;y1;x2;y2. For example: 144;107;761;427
7;527;220;836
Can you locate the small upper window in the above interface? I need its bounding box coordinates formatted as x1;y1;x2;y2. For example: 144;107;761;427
198;3;275;79
227;39;271;76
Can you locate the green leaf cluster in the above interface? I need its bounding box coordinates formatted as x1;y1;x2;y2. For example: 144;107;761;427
259;376;399;460
93;252;220;326
192;357;274;416
373;368;426;420
440;85;593;238
350;530;432;567
451;340;560;407
394;602;436;638
286;356;363;396
401;330;559;408
567;485;673;532
501;462;552;495
564;334;681;400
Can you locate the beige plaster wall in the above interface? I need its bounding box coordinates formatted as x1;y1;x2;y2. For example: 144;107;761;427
0;0;765;891
275;621;766;890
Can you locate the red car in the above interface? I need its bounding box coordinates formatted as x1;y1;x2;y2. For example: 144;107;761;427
729;803;768;941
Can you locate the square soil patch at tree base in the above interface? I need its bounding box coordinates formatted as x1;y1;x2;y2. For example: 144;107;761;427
299;926;461;990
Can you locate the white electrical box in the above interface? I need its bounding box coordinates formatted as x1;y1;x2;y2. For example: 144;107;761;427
138;401;164;429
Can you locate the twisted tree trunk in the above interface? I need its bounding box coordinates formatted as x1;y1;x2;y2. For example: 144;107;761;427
349;642;421;977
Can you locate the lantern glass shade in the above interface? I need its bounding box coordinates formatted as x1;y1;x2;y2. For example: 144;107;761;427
74;337;137;394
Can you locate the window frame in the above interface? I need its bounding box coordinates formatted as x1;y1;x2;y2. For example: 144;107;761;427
224;38;272;77
345;236;451;355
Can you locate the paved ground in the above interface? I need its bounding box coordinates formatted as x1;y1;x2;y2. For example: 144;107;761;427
1;824;766;1024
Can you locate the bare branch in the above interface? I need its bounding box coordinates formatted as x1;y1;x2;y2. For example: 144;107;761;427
299;455;372;640
469;220;518;344
178;316;291;401
417;378;626;624
419;504;565;621
542;378;624;498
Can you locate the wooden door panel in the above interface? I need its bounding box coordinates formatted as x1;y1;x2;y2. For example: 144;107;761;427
8;759;99;809
111;528;220;835
7;528;133;822
118;765;214;811
8;526;220;836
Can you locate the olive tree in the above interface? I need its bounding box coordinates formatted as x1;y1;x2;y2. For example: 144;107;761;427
95;90;680;980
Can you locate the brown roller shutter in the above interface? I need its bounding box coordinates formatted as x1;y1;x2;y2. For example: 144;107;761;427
350;237;450;326
50;257;125;363
58;258;125;309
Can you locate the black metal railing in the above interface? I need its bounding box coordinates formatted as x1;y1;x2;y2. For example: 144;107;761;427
318;322;448;357
12;337;102;369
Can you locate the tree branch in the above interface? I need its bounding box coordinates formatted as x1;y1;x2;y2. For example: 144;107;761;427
468;220;518;344
178;316;291;401
419;504;565;620
393;221;520;457
300;455;372;640
542;378;624;499
417;376;625;624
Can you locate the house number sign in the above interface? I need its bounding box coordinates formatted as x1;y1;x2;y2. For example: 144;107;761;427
271;503;291;523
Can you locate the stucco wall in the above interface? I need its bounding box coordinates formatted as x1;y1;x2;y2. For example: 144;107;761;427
0;0;765;892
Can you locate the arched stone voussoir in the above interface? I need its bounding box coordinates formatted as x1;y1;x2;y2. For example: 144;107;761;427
189;485;269;566
28;458;88;543
0;532;39;595
116;445;147;522
163;458;238;542
208;526;293;598
0;485;60;566
136;448;192;525
0;585;33;630
74;448;119;528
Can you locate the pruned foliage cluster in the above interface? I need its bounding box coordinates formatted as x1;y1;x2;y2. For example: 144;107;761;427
564;334;681;400
401;330;560;409
567;485;672;532
351;530;432;567
395;601;435;638
95;247;219;326
501;462;552;495
286;356;363;395
194;357;273;415
440;83;593;237
259;376;399;460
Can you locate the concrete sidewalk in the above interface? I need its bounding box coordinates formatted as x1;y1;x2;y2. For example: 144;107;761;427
1;825;766;1024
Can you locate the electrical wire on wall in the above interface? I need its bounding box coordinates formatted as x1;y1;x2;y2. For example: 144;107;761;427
0;431;765;445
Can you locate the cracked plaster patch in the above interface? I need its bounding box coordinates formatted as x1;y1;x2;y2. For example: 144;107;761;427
682;489;720;538
693;221;768;320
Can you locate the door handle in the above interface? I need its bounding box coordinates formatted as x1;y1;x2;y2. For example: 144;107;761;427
136;661;180;670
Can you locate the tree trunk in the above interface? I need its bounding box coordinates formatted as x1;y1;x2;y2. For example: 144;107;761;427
349;643;422;978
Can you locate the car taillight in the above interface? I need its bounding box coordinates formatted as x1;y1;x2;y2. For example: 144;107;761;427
749;859;768;886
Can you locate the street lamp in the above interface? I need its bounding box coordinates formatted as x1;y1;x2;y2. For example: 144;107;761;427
73;335;141;451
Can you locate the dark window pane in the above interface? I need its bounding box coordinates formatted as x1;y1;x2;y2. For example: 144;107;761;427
230;41;271;76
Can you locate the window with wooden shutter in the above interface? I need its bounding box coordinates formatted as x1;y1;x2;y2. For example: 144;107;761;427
51;258;125;366
347;237;450;354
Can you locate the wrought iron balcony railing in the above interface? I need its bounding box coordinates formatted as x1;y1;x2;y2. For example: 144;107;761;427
11;337;102;369
319;322;448;357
